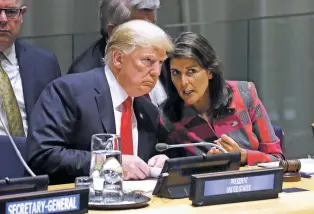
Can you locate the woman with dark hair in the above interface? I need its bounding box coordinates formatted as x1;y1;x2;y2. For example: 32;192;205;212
160;32;284;165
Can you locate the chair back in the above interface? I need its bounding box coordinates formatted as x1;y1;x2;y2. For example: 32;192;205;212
272;125;284;151
0;136;27;179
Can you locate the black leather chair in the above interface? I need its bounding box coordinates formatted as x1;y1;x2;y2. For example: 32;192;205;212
272;125;284;152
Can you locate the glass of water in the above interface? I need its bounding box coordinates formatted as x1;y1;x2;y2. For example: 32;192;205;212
89;134;123;204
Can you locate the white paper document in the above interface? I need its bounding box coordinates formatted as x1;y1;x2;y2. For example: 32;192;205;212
122;167;161;193
150;167;162;178
123;179;157;193
299;158;314;174
257;161;280;168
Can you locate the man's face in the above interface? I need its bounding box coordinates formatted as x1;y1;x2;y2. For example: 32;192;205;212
112;46;167;97
0;0;26;51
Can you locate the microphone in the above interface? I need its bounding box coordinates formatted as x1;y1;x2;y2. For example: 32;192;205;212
0;110;36;177
156;142;228;153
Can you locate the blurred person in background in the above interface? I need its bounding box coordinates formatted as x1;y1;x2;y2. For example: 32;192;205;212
68;0;167;106
160;32;284;166
0;0;61;137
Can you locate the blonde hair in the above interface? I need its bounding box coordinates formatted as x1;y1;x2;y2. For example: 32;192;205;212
104;20;173;64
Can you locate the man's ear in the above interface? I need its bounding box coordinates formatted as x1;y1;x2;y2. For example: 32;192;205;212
20;6;27;23
106;24;115;37
21;6;28;14
112;50;124;70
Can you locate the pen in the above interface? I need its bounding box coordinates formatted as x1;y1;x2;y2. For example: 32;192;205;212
300;172;312;179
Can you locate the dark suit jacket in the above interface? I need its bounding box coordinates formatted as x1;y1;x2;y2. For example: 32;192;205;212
67;37;168;91
68;38;105;75
15;39;62;121
27;68;170;184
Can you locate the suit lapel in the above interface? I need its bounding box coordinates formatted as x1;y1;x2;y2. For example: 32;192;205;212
93;68;116;134
133;98;150;159
15;40;34;118
93;71;156;160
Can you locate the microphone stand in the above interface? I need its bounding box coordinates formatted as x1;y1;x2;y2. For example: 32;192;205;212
0;113;36;177
0;95;35;177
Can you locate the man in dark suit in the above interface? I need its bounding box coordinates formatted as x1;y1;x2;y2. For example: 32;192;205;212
27;20;174;184
0;0;61;137
68;0;168;106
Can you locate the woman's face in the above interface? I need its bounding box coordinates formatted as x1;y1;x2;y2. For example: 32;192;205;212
170;58;212;105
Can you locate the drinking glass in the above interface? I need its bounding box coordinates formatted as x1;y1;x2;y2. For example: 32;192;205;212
89;134;123;203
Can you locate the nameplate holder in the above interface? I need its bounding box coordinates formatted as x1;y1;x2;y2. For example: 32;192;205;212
0;187;89;214
189;168;283;206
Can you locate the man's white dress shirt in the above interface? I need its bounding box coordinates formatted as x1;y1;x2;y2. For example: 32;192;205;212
105;65;139;156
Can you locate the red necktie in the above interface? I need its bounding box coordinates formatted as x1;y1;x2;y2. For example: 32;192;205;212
120;97;133;155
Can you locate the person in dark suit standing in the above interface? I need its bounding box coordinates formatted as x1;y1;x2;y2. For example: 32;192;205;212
68;0;168;106
27;20;174;184
0;0;61;137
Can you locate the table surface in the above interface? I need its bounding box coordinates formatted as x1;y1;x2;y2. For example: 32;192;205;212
48;168;314;214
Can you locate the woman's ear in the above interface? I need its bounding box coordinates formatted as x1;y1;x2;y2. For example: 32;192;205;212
208;71;213;80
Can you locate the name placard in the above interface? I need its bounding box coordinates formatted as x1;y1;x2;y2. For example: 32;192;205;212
204;174;274;196
189;168;283;206
0;187;89;214
6;194;80;214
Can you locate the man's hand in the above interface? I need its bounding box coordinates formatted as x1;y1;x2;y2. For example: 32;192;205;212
122;155;150;180
148;154;169;168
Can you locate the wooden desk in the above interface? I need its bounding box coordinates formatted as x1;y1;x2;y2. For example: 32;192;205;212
49;175;314;214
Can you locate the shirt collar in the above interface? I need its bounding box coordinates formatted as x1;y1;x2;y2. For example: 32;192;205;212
181;105;199;126
104;65;132;109
2;43;16;65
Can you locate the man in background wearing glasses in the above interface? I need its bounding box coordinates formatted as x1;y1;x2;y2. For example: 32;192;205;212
0;0;61;138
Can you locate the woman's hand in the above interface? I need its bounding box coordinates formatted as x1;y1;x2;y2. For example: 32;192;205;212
208;134;247;164
208;142;224;155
